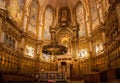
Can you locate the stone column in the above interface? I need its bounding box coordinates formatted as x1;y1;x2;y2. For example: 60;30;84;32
22;0;31;32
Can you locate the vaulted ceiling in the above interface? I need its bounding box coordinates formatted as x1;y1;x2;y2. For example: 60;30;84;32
0;0;110;40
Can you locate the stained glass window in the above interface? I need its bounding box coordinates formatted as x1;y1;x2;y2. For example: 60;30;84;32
6;0;24;23
89;0;99;30
76;3;86;37
28;0;38;34
44;7;53;40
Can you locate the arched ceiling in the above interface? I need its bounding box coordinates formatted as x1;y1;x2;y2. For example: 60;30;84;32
0;0;110;39
26;0;88;14
39;0;81;9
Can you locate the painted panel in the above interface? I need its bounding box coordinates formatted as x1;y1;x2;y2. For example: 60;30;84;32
25;45;35;58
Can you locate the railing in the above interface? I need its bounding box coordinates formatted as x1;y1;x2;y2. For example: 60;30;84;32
40;71;65;82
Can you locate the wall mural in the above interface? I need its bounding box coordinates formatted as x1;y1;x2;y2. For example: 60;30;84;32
0;0;6;9
28;0;38;35
76;3;86;37
90;0;99;30
44;7;53;40
6;0;24;24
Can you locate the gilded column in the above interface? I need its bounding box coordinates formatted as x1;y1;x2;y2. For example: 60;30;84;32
22;0;31;32
87;37;93;73
72;23;79;58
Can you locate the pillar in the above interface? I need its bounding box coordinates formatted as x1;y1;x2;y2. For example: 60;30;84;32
72;23;79;58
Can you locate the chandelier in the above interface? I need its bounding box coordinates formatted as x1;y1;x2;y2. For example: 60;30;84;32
42;28;68;55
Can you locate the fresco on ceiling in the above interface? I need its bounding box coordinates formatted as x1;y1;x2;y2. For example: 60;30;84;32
6;0;24;24
76;3;86;38
28;0;38;35
90;0;99;30
44;7;53;40
0;0;6;9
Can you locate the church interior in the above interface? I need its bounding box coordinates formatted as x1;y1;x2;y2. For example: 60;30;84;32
0;0;120;83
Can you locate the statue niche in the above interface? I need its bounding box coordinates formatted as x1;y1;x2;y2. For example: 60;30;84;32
59;8;71;27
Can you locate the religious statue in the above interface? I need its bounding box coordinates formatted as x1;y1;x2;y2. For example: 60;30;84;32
61;9;68;27
61;10;67;22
